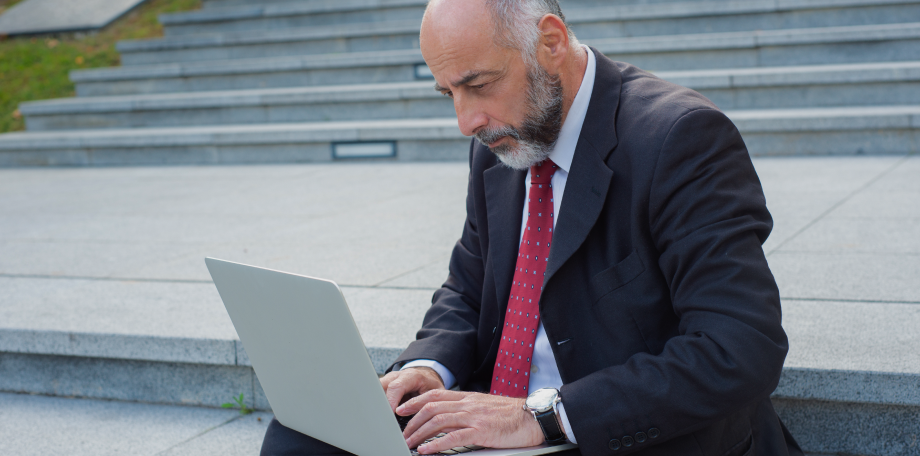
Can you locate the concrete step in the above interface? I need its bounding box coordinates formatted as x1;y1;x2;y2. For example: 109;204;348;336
0;118;469;166
2;106;919;166
159;0;427;36
123;0;920;65
117;20;422;66
593;21;920;71
72;23;920;96
23;62;920;130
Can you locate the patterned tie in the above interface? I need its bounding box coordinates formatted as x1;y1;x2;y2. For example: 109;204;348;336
490;159;558;397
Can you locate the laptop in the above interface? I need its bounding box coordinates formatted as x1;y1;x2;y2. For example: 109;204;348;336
205;257;577;456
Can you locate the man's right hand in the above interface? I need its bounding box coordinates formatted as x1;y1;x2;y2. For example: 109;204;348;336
381;366;446;413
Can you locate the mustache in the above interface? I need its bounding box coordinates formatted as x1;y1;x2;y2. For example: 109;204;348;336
476;125;521;146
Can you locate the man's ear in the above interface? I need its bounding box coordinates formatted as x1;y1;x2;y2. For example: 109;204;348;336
536;14;569;73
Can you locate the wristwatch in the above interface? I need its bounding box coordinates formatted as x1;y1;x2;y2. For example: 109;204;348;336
524;388;567;445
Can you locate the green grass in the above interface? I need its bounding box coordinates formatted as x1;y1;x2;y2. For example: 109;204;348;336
0;0;201;133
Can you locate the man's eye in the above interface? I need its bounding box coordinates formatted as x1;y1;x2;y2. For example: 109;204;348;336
443;91;454;98
473;84;486;89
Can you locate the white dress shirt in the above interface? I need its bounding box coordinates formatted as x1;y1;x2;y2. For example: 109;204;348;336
402;45;596;444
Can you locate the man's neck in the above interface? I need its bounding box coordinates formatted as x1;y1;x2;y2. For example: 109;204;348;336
559;45;589;128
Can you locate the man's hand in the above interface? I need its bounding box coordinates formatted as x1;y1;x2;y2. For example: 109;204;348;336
397;390;544;454
380;367;446;412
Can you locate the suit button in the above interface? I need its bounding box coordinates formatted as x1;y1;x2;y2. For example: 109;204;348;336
608;439;621;451
635;432;647;443
622;436;635;447
648;428;660;439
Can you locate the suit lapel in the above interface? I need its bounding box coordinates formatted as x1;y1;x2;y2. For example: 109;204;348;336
545;48;623;283
482;48;625;298
484;161;526;311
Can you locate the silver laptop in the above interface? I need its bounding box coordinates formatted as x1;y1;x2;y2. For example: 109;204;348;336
205;258;577;456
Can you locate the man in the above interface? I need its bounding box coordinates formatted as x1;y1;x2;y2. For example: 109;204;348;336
262;0;804;454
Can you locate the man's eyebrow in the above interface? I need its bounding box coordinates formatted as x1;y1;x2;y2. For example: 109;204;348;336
433;70;501;92
453;70;499;87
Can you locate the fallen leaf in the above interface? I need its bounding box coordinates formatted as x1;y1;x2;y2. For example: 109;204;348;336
12;109;21;119
75;56;84;64
47;38;59;48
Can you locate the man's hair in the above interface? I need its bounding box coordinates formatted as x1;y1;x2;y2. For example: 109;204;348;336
485;0;579;67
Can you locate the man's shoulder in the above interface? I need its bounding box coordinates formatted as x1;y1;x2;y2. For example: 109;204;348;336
603;59;735;155
615;60;718;119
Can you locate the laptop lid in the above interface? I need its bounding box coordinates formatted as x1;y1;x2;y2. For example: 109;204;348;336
205;257;411;456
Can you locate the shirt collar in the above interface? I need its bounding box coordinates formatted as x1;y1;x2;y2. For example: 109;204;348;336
547;45;596;175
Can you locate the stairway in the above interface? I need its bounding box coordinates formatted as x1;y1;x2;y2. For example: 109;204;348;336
1;0;919;165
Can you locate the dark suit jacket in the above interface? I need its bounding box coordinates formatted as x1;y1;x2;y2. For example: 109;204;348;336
392;48;803;456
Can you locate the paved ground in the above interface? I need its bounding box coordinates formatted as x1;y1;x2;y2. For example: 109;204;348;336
0;392;270;456
0;0;146;36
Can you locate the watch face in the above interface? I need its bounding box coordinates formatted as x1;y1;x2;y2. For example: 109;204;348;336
526;388;558;412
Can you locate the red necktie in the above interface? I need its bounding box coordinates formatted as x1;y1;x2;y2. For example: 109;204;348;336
490;159;557;397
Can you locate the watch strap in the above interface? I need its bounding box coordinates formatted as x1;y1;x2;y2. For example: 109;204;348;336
534;409;567;445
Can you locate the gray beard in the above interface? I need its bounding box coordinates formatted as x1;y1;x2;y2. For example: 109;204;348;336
475;64;564;171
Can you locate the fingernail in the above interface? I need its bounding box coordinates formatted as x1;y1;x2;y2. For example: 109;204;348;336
396;405;405;413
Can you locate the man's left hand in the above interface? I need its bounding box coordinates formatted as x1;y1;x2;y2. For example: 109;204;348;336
396;389;544;454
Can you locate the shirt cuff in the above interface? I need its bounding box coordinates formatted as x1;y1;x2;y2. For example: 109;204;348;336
557;402;578;444
398;359;457;390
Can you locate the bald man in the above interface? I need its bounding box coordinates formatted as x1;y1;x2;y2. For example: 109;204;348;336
261;0;804;455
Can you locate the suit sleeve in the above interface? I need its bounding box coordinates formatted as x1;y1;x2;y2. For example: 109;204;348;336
561;108;788;453
389;140;486;387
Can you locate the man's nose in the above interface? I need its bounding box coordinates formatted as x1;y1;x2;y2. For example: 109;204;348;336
453;96;488;137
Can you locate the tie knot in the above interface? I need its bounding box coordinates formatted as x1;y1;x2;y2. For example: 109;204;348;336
530;159;558;185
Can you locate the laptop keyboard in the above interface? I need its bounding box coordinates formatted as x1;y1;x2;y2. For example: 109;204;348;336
397;414;487;455
411;434;486;455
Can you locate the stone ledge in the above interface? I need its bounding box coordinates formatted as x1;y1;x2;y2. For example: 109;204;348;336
2;328;919;408
0;329;404;376
0;118;464;151
775;367;920;407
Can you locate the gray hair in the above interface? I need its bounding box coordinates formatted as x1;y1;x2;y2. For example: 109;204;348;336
485;0;579;67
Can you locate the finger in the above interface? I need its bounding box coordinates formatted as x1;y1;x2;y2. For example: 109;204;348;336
380;371;399;391
387;370;430;413
406;411;470;450
418;428;477;455
385;374;412;412
402;397;465;441
398;389;467;416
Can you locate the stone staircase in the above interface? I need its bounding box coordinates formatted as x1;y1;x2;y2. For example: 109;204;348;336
1;0;919;165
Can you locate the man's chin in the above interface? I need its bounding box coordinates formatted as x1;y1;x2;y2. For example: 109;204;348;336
491;142;550;171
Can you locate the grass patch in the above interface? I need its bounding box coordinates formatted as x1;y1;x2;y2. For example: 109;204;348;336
0;0;201;133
